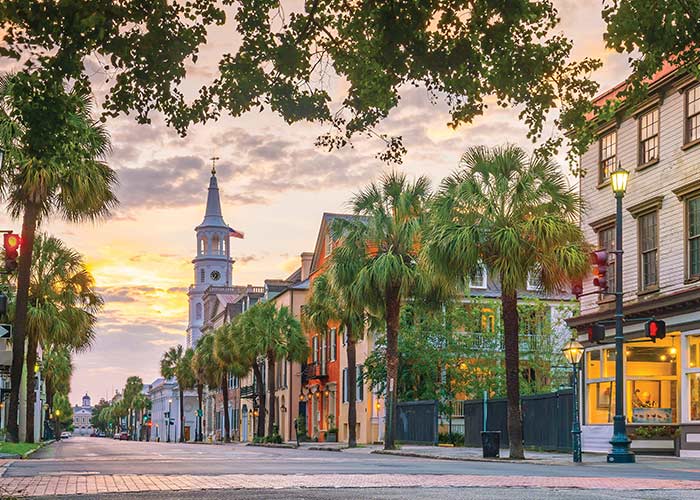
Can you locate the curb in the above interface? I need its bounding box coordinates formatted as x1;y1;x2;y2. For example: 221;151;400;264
21;439;55;460
246;442;298;449
371;449;566;466
307;446;343;452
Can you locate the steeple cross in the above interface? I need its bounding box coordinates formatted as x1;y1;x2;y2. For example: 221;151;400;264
210;156;220;175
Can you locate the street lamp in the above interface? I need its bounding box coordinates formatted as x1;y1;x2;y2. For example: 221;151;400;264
562;340;584;463
55;408;61;440
608;162;635;463
167;398;172;443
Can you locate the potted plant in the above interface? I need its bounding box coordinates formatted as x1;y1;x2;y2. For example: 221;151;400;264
630;425;680;455
325;414;338;442
295;416;309;442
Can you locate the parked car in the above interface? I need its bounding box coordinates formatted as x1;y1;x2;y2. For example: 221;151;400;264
113;433;120;439
118;432;129;440
60;431;71;439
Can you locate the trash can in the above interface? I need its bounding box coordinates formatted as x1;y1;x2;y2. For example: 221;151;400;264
481;431;500;458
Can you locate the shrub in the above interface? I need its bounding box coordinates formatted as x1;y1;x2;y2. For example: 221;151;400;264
438;432;464;446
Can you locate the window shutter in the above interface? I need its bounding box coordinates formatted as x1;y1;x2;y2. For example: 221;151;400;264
342;369;348;403
330;328;337;361
312;336;318;363
356;365;364;402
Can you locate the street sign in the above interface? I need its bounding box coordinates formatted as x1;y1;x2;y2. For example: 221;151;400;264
0;324;11;339
164;411;170;418
195;409;202;417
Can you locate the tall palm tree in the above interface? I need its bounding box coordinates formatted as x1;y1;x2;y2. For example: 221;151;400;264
213;325;250;442
41;345;73;435
160;346;194;442
0;73;117;442
425;145;590;459
303;270;370;448
190;344;209;441
25;233;102;442
331;172;437;450
239;302;307;438
123;376;144;440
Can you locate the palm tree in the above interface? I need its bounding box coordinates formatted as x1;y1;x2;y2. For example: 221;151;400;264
41;345;73;435
25;233;102;442
190;344;209;441
213;325;250;442
160;346;194;442
239;302;307;438
425;145;590;459
0;73;117;442
303;270;370;448
123;376;144;440
331;171;434;450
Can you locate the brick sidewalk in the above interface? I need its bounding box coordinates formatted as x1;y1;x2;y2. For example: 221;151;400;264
1;473;699;497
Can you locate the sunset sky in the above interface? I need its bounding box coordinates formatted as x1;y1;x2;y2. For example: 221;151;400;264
0;1;631;405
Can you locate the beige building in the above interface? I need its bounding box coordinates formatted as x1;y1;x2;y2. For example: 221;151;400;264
569;63;700;456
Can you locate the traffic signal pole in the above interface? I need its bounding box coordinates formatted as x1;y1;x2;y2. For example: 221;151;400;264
607;191;635;463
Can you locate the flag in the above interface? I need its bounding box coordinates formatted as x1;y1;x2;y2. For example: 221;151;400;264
229;227;245;239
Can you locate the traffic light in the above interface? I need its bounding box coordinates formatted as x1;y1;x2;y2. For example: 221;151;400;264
587;323;606;343
590;250;608;290
3;232;21;272
645;319;666;342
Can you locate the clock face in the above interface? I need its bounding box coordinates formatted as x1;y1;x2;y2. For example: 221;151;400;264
210;270;221;281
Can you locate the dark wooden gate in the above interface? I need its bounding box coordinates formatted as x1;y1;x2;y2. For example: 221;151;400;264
462;389;573;451
396;400;438;444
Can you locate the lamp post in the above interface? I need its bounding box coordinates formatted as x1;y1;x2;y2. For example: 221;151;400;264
167;398;172;443
608;163;635;463
54;408;61;440
562;340;584;463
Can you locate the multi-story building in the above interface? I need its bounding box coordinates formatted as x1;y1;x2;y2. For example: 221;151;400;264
72;393;93;436
568;63;700;457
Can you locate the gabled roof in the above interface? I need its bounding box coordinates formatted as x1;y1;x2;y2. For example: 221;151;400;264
309;212;366;274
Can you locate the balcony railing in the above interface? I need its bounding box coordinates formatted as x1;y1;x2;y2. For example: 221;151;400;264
465;332;542;354
240;384;255;398
303;362;328;381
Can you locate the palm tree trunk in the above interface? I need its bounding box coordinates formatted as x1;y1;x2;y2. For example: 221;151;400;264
347;333;357;448
179;388;185;442
8;202;39;443
221;374;230;443
24;330;39;443
384;286;401;450
267;353;276;437
197;383;203;441
253;361;265;438
502;288;524;459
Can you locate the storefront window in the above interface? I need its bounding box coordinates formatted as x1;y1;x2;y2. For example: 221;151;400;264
625;338;678;424
689;335;700;369
585;347;616;424
691;374;700;421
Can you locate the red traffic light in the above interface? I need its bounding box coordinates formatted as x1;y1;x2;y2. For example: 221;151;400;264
590;249;608;290
587;323;605;343
645;319;666;342
3;232;21;272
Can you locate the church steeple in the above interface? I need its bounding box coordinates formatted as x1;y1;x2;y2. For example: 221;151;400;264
199;159;226;228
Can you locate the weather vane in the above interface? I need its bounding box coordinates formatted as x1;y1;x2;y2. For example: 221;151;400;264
210;156;220;175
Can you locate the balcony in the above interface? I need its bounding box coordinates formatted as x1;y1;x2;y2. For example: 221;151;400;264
240;384;255;398
303;362;328;381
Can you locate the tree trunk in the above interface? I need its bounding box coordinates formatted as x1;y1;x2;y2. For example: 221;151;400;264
45;380;53;438
346;331;357;448
179;388;185;442
221;374;230;443
197;383;203;441
8;203;39;443
252;361;265;438
24;330;39;443
267;353;276;437
502;288;524;459
383;286;401;450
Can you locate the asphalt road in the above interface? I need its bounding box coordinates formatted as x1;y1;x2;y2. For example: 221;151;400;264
11;436;700;481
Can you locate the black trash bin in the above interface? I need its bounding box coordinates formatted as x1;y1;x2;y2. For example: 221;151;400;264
481;431;500;458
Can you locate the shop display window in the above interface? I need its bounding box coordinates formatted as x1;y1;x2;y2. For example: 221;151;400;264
691;374;700;421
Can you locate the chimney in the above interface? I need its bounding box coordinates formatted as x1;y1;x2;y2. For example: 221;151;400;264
300;252;314;281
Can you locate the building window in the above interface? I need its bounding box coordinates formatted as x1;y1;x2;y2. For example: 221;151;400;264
688;196;700;280
585;347;616;424
469;263;487;289
342;368;348;403
598;225;616;295
200;268;205;283
324;231;333;257
638;211;658;290
312;336;318;363
638;108;659;165
329;328;337;362
526;268;541;291
689;336;700;421
480;307;496;334
195;303;202;320
686;84;700;144
599;130;617;183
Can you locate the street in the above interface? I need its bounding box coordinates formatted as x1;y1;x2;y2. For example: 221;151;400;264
1;437;700;498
